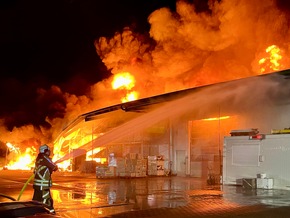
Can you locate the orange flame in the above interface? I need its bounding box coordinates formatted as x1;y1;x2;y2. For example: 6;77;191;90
112;72;135;90
121;91;139;103
6;143;36;170
112;72;139;102
258;45;282;73
52;128;107;171
6;142;20;153
86;147;107;164
203;116;230;121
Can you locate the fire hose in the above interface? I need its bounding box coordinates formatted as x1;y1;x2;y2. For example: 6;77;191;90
17;173;35;201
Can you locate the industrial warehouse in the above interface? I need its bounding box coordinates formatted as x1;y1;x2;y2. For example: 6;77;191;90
53;70;290;189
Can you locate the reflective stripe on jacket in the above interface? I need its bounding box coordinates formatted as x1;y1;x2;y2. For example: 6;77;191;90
33;153;56;190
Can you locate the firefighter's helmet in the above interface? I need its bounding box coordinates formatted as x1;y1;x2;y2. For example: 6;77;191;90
39;144;50;153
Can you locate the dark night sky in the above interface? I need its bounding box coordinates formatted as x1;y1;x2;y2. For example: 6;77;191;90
0;0;179;129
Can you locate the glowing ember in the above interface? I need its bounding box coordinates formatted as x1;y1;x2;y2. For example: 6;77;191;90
258;45;282;73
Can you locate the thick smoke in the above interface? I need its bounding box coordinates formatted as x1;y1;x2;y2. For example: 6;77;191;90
1;0;290;158
96;0;290;94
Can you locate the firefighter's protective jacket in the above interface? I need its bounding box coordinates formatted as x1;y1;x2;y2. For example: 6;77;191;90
33;153;57;190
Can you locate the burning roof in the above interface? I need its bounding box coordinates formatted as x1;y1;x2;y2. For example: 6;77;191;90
53;70;290;165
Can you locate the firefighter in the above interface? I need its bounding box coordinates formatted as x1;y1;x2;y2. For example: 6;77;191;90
32;144;58;214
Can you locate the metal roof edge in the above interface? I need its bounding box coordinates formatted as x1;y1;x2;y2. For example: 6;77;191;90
56;69;290;141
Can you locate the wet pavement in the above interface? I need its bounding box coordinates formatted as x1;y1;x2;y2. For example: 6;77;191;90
1;171;290;217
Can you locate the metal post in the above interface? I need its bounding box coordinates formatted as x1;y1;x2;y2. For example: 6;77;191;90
169;119;173;175
187;121;192;176
218;107;222;184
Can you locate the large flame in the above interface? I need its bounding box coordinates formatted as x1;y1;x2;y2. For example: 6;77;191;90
5;142;36;170
2;72;139;171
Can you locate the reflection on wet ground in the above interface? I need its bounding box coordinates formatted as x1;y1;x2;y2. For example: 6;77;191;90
223;185;290;207
55;176;197;217
2;171;290;217
53;176;290;217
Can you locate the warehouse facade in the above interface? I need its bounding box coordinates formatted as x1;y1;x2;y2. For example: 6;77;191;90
54;70;290;182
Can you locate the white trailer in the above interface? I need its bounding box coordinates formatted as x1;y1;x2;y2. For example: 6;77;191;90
223;133;290;190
